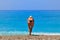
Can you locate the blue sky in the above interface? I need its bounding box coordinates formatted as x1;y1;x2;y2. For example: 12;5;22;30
0;0;60;10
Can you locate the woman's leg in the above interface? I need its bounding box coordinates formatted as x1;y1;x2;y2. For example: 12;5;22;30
28;26;32;35
28;23;32;35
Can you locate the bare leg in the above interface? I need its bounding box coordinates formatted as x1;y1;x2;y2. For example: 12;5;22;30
28;23;33;35
29;26;33;35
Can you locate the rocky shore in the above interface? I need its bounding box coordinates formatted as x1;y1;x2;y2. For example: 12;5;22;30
0;35;60;40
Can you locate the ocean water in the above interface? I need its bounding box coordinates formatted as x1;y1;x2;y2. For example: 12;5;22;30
0;10;60;35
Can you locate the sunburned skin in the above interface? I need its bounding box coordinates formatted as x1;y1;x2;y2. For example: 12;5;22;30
28;16;34;35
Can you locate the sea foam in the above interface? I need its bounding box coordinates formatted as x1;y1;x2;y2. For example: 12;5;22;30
0;31;60;36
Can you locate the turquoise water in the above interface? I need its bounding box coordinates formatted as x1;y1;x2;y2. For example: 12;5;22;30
0;10;60;35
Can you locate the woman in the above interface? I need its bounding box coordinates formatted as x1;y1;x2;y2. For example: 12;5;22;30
28;16;34;35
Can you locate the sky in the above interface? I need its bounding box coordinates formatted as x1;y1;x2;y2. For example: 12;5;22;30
0;0;60;10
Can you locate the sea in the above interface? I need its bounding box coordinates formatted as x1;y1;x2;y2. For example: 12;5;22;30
0;10;60;36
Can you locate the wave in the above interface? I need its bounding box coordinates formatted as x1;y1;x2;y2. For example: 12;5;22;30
32;32;60;35
0;31;60;36
0;31;29;36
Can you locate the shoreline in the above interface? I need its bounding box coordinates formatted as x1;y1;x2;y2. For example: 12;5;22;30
0;31;60;36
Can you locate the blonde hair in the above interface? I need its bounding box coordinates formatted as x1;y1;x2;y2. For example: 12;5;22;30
29;16;32;18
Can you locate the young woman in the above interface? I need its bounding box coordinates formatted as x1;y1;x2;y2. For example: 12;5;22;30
28;16;34;35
